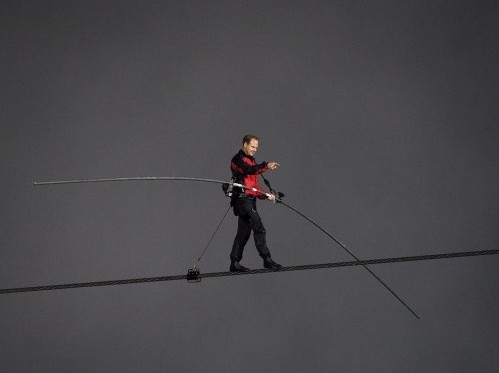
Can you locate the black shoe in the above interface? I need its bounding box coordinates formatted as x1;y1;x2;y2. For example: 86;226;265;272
263;258;282;270
230;261;250;272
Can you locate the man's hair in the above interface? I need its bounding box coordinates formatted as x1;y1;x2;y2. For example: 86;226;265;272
242;134;259;145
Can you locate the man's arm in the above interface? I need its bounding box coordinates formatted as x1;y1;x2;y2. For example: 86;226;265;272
231;157;268;175
234;157;280;175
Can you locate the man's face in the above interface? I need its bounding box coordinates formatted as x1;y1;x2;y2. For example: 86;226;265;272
242;139;259;156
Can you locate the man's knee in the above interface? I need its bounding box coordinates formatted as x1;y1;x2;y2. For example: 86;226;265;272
251;216;266;234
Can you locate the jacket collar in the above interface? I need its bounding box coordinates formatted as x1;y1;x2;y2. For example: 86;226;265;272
239;149;255;161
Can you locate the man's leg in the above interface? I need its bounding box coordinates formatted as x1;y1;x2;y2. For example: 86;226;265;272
249;210;271;259
230;214;252;263
251;208;282;270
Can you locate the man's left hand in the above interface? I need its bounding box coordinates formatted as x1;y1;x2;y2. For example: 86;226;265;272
267;193;276;202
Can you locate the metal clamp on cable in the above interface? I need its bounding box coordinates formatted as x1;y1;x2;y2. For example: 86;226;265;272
222;180;234;197
187;267;201;283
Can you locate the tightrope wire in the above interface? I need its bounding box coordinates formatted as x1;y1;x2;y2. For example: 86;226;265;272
1;249;496;295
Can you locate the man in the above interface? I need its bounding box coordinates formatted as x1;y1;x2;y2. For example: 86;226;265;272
229;134;282;272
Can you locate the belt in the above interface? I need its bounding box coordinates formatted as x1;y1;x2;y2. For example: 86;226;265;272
237;193;256;199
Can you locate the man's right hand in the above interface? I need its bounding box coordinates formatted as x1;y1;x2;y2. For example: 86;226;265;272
268;162;280;170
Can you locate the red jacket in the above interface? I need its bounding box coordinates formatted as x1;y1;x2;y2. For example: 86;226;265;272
230;149;269;198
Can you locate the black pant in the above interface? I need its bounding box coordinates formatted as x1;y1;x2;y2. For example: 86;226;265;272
230;197;271;262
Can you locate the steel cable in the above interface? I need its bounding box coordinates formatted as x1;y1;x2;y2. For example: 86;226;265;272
1;249;496;295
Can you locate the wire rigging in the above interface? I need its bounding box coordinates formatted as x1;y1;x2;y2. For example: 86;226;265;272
1;249;496;295
196;204;231;263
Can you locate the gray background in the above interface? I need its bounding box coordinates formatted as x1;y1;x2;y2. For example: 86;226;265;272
2;1;499;372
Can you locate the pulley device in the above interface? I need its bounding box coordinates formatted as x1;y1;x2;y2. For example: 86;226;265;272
186;266;201;283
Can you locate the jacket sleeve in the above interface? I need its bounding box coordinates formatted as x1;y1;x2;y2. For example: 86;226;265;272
231;157;268;176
